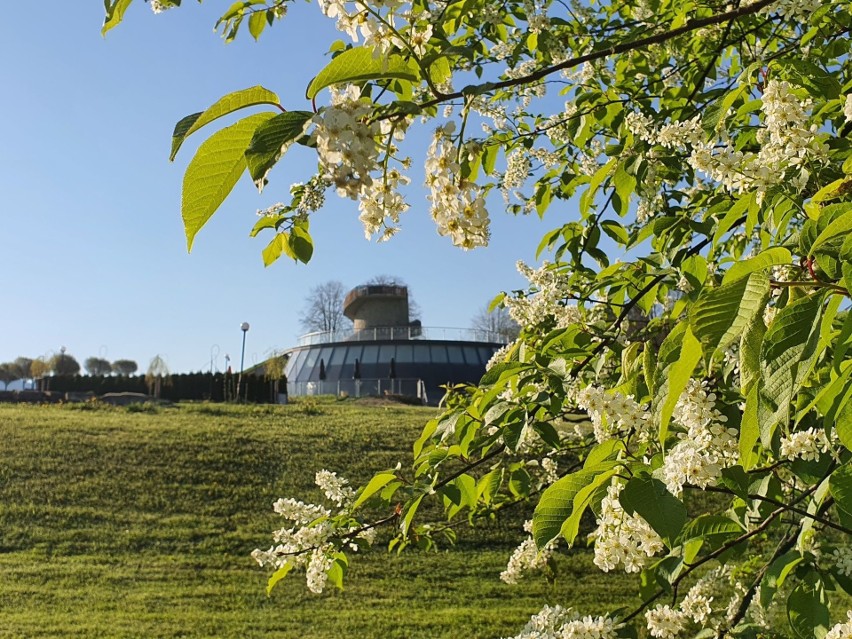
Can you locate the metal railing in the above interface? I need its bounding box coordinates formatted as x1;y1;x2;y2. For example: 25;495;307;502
287;378;428;403
296;326;509;347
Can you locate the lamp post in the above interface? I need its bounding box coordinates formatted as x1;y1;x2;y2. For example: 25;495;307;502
237;322;250;402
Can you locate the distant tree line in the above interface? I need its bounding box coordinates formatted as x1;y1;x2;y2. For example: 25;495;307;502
0;354;139;390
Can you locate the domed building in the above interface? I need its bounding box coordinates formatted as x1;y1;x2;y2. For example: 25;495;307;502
283;284;507;404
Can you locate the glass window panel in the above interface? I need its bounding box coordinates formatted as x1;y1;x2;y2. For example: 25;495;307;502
479;347;495;364
344;345;362;365
303;348;320;373
413;344;431;363
329;346;346;366
379;344;396;362
361;345;380;365
462;346;480;365
285;350;307;376
447;346;465;364
395;344;413;363
431;345;448;364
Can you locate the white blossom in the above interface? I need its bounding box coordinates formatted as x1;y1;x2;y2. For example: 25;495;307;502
591;481;664;573
315;469;355;506
826;610;852;639
780;427;829;462
645;604;688;639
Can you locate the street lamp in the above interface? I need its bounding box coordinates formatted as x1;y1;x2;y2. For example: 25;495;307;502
237;322;250;402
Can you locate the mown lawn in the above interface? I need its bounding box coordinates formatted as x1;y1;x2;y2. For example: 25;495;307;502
0;400;636;638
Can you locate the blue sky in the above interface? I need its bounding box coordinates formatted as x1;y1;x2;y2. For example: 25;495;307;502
0;1;554;374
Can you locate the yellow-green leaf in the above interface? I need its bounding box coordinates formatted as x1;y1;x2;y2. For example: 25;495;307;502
182;112;276;252
171;86;280;161
306;47;420;100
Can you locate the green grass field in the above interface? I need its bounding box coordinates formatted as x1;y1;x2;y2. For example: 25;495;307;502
0;400;636;638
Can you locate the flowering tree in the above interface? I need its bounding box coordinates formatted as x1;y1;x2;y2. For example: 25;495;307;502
105;0;852;637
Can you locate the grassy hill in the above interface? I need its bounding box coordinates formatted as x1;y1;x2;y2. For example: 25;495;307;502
0;400;635;638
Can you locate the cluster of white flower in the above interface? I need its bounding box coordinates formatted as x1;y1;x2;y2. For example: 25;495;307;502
689;80;826;199
313;85;382;199
575;385;651;443
471;96;509;131
503;261;580;329
149;0;175;13
358;165;411;241
503;149;531;192
761;0;823;21
829;547;852;578
295;176;327;214
645;605;688;639
503;604;620;639
313;86;412;239
661;379;738;495
272;497;330;524
780;427;829;461
485;341;514;371
845;94;852;123
826;610;852;639
522;0;551;34
501;520;557;584
252;469;367;594
424;122;491;248
315;468;355;506
591;481;664;573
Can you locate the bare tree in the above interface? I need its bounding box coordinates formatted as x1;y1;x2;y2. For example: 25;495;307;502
299;280;352;333
85;357;112;376
111;359;138;376
365;274;422;321
471;303;520;342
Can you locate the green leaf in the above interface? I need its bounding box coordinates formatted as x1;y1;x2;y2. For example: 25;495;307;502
287;225;313;264
810;204;852;256
306;47;420;99
739;385;760;469
248;10;266;40
171;86;281;161
620;476;687;547
182;112;276;251
560;468;617;545
266;561;293;596
102;0;133;36
722;248;792;284
400;495;423;538
170;113;203;163
326;553;347;590
759;292;826;441
678;515;744;545
245;111;314;189
656;326;702;445
262;233;287;267
712;192;755;251
690;272;770;354
352;472;397;510
837;393;852;451
740;303;766;396
612;165;636;216
761;551;803;610
532;463;616;549
829;463;852;516
787;582;829;639
250;214;279;238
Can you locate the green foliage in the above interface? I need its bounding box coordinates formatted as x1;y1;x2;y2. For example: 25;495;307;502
101;0;852;636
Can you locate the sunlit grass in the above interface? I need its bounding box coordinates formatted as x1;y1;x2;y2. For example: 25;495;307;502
0;401;636;638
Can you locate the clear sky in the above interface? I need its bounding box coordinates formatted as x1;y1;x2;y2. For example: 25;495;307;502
0;1;554;374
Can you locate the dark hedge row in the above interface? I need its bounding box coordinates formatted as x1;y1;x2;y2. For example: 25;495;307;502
44;372;285;403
